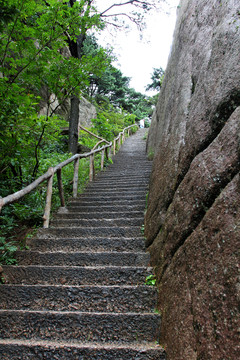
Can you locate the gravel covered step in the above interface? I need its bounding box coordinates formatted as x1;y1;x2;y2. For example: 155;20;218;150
0;310;160;344
26;237;146;252
0;340;166;360
37;226;142;238
15;251;150;266
2;265;152;285
50;217;143;227
0;285;157;313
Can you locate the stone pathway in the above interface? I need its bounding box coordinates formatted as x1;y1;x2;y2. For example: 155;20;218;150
0;129;166;359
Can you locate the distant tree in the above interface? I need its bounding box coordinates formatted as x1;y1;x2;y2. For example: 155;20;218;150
146;67;165;92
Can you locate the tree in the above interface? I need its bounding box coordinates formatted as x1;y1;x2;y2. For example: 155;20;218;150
0;0;108;183
146;67;165;92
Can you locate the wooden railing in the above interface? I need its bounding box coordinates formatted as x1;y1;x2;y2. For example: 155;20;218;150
0;124;137;228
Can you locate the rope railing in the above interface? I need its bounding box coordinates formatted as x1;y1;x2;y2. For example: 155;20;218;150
0;124;137;228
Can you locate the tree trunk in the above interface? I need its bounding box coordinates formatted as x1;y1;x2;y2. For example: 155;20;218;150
68;95;80;154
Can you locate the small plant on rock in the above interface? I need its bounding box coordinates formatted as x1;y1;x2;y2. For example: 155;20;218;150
145;274;156;286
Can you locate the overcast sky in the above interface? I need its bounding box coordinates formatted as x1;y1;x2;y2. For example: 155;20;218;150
94;0;179;94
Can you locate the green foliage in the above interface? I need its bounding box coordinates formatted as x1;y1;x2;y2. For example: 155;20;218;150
0;237;18;265
0;0;108;187
145;274;156;286
86;61;155;121
145;191;149;209
146;67;165;92
142;131;148;140
147;148;154;161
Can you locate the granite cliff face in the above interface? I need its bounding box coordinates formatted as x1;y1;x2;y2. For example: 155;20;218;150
39;95;96;128
145;0;240;359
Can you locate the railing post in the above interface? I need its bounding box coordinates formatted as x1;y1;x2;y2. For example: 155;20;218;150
108;145;112;160
128;128;130;136
57;169;65;207
73;158;79;198
101;149;105;170
89;154;94;181
43;167;54;228
105;147;109;161
113;139;116;155
118;135;121;148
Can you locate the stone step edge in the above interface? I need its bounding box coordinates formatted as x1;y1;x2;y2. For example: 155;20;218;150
0;284;154;289
0;309;158;317
43;226;142;229
51;217;144;222
31;236;146;241
2;265;152;270
16;250;147;254
0;339;163;352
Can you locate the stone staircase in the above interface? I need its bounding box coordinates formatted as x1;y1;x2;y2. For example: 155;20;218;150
0;129;166;359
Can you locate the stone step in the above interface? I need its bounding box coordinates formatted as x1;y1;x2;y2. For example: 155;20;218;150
83;189;147;195
104;169;151;174
85;184;149;191
2;265;152;285
74;194;146;202
105;166;151;171
55;210;144;219
0;340;166;360
92;173;149;179
67;204;145;212
68;199;146;206
94;174;150;181
15;251;150;267
80;189;147;195
26;237;146;252
0;285;157;313
50;217;143;227
37;226;142;239
86;180;149;188
0;310;160;344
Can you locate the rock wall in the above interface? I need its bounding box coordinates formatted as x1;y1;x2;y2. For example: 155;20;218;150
39;96;96;128
145;0;240;359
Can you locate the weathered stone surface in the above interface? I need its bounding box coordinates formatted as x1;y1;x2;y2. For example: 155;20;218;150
145;0;240;358
0;310;160;344
78;96;97;128
147;108;240;270
0;285;157;313
146;0;240;244
39;95;96;128
157;175;239;360
0;341;166;360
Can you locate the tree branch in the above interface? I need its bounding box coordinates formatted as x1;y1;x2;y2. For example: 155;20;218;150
100;0;152;16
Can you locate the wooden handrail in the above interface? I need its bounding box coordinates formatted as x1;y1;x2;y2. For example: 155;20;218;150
0;124;137;227
79;124;110;144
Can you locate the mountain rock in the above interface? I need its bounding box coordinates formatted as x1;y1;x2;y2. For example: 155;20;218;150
145;0;240;358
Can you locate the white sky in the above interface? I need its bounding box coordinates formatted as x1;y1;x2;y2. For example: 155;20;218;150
94;0;179;94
